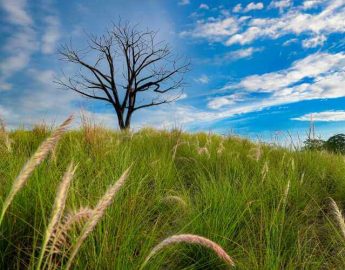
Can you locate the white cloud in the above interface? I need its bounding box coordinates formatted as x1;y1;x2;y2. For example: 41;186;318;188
1;0;32;26
204;52;345;121
226;0;345;46
0;0;62;89
0;0;38;90
181;17;240;41
292;111;345;122
41;15;60;54
233;4;242;13
178;0;190;6
302;0;323;10
232;2;264;13
243;2;264;12
283;38;298;46
199;3;209;10
269;0;292;13
302;34;327;48
195;75;209;84
224;47;263;60
233;52;345;93
184;0;345;48
208;93;246;109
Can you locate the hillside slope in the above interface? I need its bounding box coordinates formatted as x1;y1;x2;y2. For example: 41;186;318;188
1;128;345;269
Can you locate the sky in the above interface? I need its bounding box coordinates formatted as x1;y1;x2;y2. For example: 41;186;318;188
0;0;345;141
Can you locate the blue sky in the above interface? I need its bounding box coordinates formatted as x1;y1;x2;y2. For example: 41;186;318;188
1;0;345;140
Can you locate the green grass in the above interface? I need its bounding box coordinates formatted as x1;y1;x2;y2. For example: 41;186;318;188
1;127;345;269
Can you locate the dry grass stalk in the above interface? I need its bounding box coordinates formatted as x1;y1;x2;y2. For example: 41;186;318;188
33;122;50;137
141;234;235;269
0;117;5;133
282;179;291;206
300;172;305;184
65;167;131;270
217;141;225;154
0;117;12;153
172;140;189;160
37;162;77;270
49;207;94;254
290;158;295;172
329;198;345;240
248;145;262;161
0;115;73;225
261;161;269;180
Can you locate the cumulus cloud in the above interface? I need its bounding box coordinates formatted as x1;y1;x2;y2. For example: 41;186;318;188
302;34;327;48
226;0;345;46
232;52;345;93
180;17;240;41
302;0;323;10
207;52;345;115
269;0;292;13
232;2;264;13
243;2;264;12
292;111;345;122
184;0;345;48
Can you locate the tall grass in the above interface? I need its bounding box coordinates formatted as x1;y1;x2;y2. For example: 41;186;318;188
1;122;345;269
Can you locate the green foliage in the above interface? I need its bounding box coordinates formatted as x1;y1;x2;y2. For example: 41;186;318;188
304;134;345;155
1;129;345;269
303;138;325;151
325;134;345;154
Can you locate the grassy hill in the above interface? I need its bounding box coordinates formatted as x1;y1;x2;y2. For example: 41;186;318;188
1;123;345;269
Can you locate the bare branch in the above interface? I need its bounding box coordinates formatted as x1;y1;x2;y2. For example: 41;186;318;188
57;20;190;130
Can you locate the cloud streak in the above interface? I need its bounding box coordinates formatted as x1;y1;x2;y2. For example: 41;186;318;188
292;111;345;122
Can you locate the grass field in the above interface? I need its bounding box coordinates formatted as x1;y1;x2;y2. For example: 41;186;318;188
1;120;345;269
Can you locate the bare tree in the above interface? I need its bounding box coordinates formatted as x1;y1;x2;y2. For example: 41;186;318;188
57;21;190;130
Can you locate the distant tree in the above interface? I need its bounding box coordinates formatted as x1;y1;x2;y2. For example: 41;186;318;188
325;134;345;154
57;21;190;130
303;138;325;151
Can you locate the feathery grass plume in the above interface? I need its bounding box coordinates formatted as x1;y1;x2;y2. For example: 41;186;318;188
65;167;131;270
0;117;12;153
49;207;94;254
217;140;225;155
141;234;235;269
329;197;345;240
248;145;262;161
261;161;269;181
0;117;5;133
36;162;77;270
282;179;291;206
172;139;182;160
0;115;73;226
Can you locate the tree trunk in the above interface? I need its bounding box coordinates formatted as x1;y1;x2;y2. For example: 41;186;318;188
124;110;132;130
